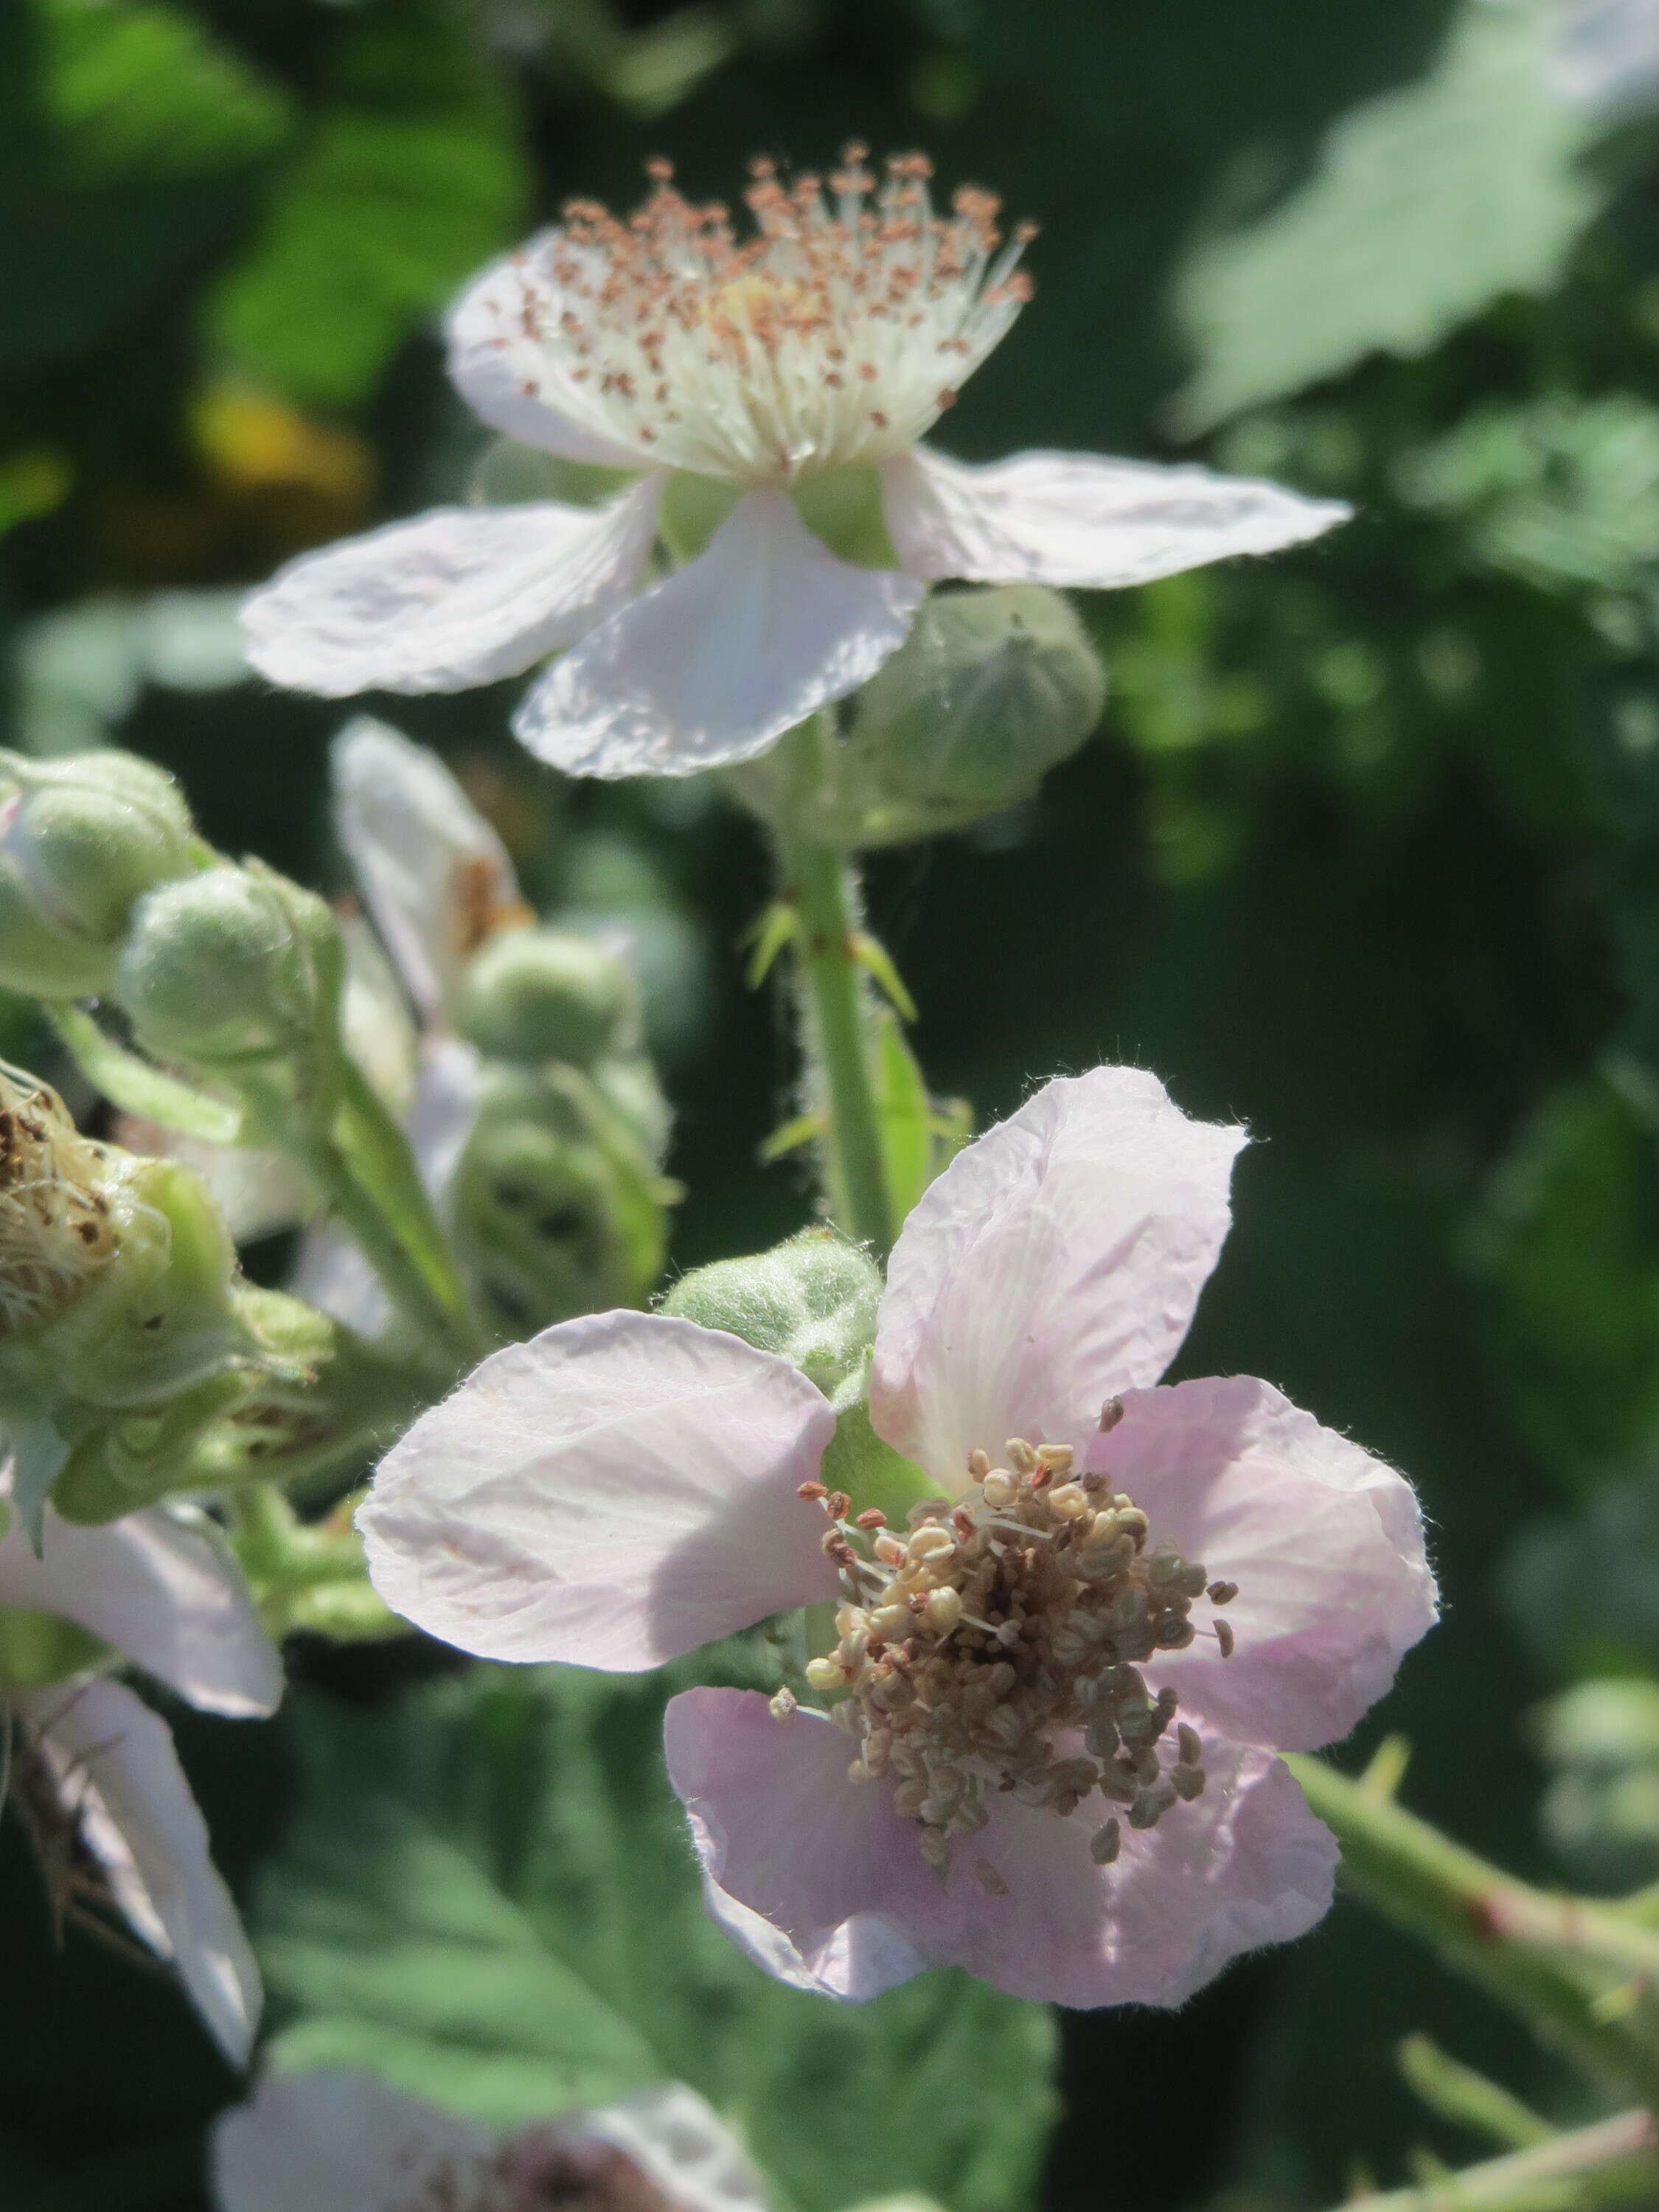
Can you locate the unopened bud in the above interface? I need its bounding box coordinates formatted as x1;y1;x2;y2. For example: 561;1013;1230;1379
660;1228;881;1399
0;749;198;997
116;860;343;1071
453;928;639;1070
844;585;1105;837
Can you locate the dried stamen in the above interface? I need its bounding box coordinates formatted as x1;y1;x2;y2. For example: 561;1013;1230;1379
793;1439;1240;1878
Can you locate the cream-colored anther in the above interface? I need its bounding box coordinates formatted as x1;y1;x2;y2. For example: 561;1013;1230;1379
980;1469;1015;1509
1035;1444;1074;1473
907;1523;956;1563
769;1685;798;1720
1046;1482;1089;1520
1006;1438;1038;1474
869;1601;913;1642
925;1585;963;1634
967;1447;991;1481
804;1656;845;1691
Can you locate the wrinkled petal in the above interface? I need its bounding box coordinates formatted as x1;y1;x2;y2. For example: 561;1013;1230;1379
212;2068;495;2212
291;1037;481;1340
667;1688;1335;2008
17;1678;260;2065
0;1496;281;1717
511;2086;771;2212
514;490;924;778
869;1066;1245;1485
242;484;662;698
1085;1376;1438;1753
881;446;1350;591
333;718;526;1021
358;1312;838;1667
448;239;653;470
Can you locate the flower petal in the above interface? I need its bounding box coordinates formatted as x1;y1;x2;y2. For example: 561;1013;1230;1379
17;1677;261;2065
666;1689;1335;2007
1087;1375;1439;1752
0;1497;281;1717
511;2086;771;2212
333;717;524;1021
358;1312;838;1667
513;490;924;779
664;1688;939;2002
212;2068;496;2212
882;445;1350;591
869;1066;1245;1485
448;238;653;470
241;483;662;698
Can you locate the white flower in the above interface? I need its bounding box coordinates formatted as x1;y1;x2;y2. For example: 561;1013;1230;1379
1;1479;280;2063
211;2067;772;2212
243;150;1351;779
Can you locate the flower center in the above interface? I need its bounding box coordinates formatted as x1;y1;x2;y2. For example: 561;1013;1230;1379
496;147;1034;486
791;1411;1239;1881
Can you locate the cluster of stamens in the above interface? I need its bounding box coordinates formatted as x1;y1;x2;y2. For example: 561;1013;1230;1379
0;1068;119;1335
480;146;1035;484
782;1404;1238;1885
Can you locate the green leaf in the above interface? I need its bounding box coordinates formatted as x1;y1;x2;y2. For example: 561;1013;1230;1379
7;1422;69;1554
258;1663;1058;2212
0;0;292;368
208;0;532;407
1171;0;1604;431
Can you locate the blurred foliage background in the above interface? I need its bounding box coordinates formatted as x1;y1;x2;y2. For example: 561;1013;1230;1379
5;0;1659;2205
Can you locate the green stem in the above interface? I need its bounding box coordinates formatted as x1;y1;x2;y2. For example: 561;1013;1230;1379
769;718;897;1258
1290;1755;1659;2102
1318;2110;1658;2212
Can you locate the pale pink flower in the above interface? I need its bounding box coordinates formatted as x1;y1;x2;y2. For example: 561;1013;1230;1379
357;1066;1436;2008
1;1481;279;2061
211;2067;771;2212
242;152;1349;780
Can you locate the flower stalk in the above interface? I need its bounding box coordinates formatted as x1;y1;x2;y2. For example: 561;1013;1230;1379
1290;1750;1659;2101
769;715;898;1259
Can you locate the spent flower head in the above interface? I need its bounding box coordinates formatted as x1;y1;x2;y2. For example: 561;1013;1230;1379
358;1065;1436;2008
243;147;1349;780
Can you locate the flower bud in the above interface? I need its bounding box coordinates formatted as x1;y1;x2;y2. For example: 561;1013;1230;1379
452;928;639;1070
845;586;1105;831
115;859;344;1072
0;748;199;997
452;1064;671;1336
660;1228;881;1401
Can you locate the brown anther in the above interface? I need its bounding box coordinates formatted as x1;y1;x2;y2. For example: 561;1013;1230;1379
855;1508;886;1530
973;1859;1009;1897
1214;1618;1235;1658
1099;1397;1124;1433
1207;1579;1239;1606
824;1491;852;1520
797;1480;828;1500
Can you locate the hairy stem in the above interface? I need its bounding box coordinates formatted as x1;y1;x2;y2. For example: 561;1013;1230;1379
769;717;897;1258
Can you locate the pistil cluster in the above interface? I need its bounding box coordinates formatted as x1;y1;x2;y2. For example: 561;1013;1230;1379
790;1411;1238;1882
0;1068;119;1335
489;147;1035;484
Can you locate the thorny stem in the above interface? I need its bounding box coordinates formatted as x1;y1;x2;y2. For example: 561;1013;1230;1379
1290;1755;1659;2104
1328;2109;1658;2212
768;715;897;1259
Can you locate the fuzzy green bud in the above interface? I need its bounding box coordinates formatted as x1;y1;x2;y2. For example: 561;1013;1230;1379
844;586;1105;830
452;928;639;1070
0;748;199;997
660;1228;881;1402
116;858;344;1073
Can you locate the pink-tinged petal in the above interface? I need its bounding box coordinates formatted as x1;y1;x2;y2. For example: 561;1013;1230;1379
212;2068;496;2212
0;1498;281;1717
17;1678;260;2065
512;2086;771;2212
241;483;662;698
333;718;524;1021
358;1312;838;1667
1087;1376;1438;1753
664;1688;938;2002
869;1066;1245;1486
667;1690;1335;2008
882;446;1350;591
513;490;924;779
448;239;653;470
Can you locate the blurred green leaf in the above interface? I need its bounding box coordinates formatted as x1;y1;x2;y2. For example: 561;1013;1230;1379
1466;1068;1659;1491
258;1663;1057;2212
0;0;293;367
1171;0;1602;431
208;0;532;407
